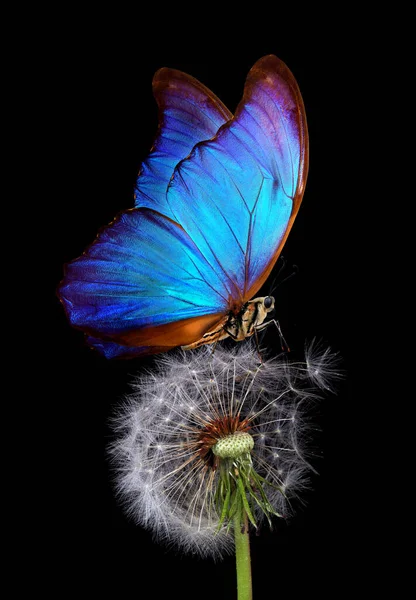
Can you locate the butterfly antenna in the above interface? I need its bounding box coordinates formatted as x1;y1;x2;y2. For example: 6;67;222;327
267;256;286;296
267;257;299;297
276;264;299;288
270;260;299;352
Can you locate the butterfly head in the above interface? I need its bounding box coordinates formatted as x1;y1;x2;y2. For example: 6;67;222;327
263;296;275;313
239;296;276;338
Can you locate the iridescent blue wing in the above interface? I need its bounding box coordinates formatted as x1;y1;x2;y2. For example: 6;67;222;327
134;68;232;219
59;56;308;359
166;55;308;307
58;208;229;357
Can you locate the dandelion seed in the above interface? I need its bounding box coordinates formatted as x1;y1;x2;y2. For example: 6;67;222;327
304;338;343;392
110;342;339;559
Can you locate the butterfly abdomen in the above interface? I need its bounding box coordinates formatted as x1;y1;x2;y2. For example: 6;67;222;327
181;316;230;350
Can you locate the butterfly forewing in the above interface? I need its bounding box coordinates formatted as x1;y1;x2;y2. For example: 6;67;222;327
134;68;232;220
166;55;308;306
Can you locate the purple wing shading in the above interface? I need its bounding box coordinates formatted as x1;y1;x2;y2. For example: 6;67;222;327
84;336;148;359
134;68;232;219
165;55;308;306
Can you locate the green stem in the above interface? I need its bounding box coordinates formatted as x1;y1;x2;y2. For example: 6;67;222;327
233;506;253;600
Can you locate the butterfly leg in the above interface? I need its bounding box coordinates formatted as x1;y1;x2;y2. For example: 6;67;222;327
255;319;290;352
206;327;240;360
253;327;264;363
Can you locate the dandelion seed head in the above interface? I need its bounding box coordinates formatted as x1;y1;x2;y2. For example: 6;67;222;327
109;341;339;559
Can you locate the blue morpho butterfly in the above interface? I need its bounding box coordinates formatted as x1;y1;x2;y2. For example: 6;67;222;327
58;55;308;358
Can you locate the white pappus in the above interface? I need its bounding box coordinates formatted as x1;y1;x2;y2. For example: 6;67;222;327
109;340;340;559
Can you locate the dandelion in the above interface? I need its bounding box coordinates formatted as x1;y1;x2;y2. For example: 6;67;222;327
110;341;339;597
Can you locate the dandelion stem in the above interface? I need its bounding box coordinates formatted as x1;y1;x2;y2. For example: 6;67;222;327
233;507;252;600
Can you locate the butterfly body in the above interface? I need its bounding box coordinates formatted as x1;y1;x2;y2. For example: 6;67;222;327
58;55;308;359
181;296;275;350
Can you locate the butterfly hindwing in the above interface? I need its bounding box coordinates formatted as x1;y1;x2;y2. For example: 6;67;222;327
59;208;228;356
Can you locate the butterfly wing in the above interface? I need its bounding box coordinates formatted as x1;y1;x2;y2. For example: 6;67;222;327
59;55;308;358
166;55;308;307
134;67;232;219
58;208;229;357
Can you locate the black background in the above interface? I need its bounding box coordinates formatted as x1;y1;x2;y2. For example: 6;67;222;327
43;23;365;599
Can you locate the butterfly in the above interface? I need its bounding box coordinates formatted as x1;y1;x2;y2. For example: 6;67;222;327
58;55;308;358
